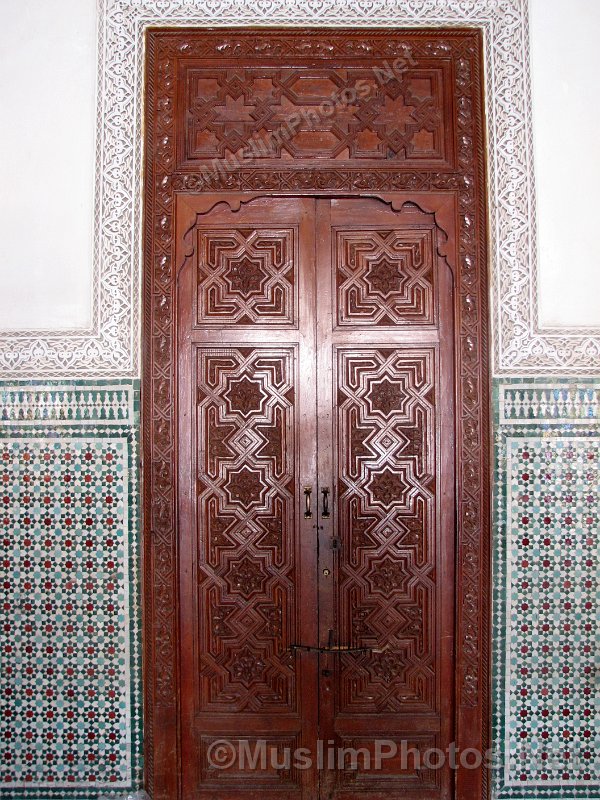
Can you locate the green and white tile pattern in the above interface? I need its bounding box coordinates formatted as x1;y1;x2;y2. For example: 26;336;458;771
0;382;142;798
493;379;600;799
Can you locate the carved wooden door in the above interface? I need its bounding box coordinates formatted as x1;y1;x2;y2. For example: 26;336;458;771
176;193;455;800
177;196;320;798
145;26;490;800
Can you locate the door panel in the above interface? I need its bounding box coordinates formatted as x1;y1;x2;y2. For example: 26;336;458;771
335;345;440;715
194;227;298;326
195;345;298;714
177;197;319;798
317;199;455;799
176;195;455;799
334;228;437;326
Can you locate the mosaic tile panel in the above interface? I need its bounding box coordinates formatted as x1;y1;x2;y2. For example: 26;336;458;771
493;379;600;799
0;382;141;798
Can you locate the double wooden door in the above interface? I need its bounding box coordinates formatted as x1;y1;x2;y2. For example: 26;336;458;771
176;194;456;800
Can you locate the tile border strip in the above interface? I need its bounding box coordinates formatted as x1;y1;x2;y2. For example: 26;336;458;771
0;385;136;424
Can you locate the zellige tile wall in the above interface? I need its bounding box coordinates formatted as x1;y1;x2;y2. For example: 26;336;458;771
492;379;599;799
0;382;142;796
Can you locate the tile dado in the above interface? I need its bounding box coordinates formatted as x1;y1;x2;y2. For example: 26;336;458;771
493;379;600;799
0;382;142;797
1;377;598;799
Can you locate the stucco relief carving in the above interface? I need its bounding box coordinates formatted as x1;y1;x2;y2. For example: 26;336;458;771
0;0;598;375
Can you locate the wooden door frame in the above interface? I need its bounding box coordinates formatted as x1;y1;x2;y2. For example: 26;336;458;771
142;27;490;800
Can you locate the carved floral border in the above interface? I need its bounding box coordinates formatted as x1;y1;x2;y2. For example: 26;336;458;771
0;0;598;376
144;26;489;800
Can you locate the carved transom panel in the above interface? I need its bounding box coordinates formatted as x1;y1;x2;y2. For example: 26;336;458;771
182;67;451;167
335;229;435;326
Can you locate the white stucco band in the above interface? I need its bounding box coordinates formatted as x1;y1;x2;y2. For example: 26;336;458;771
0;0;599;377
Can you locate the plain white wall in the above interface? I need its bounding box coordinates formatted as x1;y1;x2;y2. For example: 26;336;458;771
0;1;598;333
530;0;600;328
0;0;96;331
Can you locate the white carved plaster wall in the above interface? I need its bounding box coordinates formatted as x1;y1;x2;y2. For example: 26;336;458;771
530;0;600;329
0;0;599;377
0;0;96;333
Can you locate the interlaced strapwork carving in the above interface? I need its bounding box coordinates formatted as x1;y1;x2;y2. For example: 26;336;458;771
196;228;297;325
196;347;296;712
336;228;435;325
183;67;449;166
336;347;436;713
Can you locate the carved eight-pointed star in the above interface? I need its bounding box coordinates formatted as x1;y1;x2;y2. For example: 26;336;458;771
368;377;406;417
224;255;267;296
368;554;410;595
225;555;269;599
368;467;410;507
224;465;265;508
228;646;266;685
224;376;266;417
365;256;405;296
370;648;408;682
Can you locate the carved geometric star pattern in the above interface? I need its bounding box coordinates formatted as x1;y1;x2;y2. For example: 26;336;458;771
224;256;267;295
197;348;296;713
224;376;266;416
365;256;404;296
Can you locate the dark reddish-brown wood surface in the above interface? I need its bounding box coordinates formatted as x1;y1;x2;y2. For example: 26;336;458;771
316;198;456;800
143;28;490;800
176;196;320;798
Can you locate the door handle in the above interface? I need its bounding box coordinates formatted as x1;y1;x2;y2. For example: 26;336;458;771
291;630;370;654
304;486;313;518
321;486;330;518
290;643;371;654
